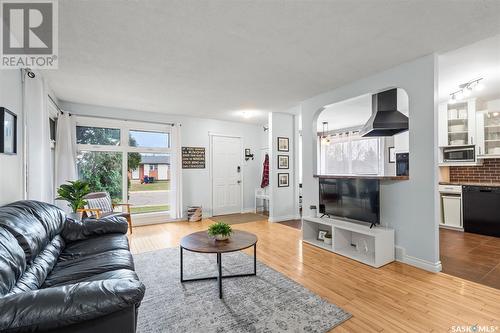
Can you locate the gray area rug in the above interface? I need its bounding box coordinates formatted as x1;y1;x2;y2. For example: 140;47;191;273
133;248;351;333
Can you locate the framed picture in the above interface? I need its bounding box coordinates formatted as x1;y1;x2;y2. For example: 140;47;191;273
277;137;289;152
388;146;395;163
278;173;289;187
317;229;328;241
0;108;17;155
278;155;289;169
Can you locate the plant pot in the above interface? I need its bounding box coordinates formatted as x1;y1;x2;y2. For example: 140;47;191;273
68;212;82;221
214;234;230;241
323;235;332;245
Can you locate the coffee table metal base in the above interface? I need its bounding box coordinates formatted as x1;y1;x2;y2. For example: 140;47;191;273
180;244;257;299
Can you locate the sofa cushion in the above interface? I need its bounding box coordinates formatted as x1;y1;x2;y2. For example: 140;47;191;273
0;201;65;264
9;236;65;295
43;249;134;288
59;234;129;261
0;228;26;296
47;269;140;288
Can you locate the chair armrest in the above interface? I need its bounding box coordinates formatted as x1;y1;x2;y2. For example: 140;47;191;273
62;216;129;241
0;279;145;332
77;208;102;219
113;203;131;213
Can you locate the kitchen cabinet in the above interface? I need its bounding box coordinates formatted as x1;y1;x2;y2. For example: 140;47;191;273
476;99;500;158
439;185;463;230
438;99;482;165
438;99;476;147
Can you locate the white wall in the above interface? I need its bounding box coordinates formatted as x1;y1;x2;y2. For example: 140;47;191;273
25;75;53;203
0;70;24;205
59;101;264;218
268;112;298;222
300;55;441;272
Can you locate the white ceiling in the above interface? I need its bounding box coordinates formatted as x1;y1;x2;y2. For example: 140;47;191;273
317;94;371;132
438;34;500;104
43;0;500;125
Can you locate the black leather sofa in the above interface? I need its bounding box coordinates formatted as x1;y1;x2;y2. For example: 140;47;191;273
0;201;145;333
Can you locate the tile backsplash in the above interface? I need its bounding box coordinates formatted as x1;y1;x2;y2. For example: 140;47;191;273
449;158;500;183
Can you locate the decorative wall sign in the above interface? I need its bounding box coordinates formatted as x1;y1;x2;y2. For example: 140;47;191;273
278;155;289;169
278;173;289;187
182;147;206;169
277;137;289;152
0;107;17;154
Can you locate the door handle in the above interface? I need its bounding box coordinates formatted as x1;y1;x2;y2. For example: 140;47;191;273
237;180;241;184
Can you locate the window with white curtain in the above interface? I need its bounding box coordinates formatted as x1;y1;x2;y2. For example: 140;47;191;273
319;131;381;175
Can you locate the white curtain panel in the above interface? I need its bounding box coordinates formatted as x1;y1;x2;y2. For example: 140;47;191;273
54;113;77;212
170;124;183;219
24;76;52;202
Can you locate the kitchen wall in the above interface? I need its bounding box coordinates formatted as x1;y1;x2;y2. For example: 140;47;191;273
449;159;500;183
0;70;24;205
60;101;264;218
301;54;441;272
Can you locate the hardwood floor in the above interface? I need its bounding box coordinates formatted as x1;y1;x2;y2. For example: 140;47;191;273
278;219;302;229
129;220;500;332
440;228;500;289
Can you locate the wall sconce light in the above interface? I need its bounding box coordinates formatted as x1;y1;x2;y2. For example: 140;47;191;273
245;148;254;161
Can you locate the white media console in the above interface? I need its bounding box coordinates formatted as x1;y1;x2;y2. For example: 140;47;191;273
302;216;395;268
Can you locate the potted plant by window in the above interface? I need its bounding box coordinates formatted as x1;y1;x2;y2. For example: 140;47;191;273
207;222;232;241
55;180;91;219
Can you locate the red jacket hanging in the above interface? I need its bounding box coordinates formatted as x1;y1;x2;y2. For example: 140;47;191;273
261;153;269;188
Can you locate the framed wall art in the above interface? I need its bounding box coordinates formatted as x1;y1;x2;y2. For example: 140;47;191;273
278;173;289;187
0;108;17;155
277;137;289;152
278;155;289;169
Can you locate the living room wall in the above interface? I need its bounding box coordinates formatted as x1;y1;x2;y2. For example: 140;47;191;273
300;54;441;272
60;101;265;218
0;70;24;205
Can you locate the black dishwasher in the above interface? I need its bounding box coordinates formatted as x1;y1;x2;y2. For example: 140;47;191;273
462;185;500;237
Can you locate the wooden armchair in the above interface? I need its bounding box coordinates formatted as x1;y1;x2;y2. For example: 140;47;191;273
77;192;133;234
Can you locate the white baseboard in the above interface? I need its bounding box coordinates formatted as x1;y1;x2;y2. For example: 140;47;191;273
268;214;301;223
395;246;442;273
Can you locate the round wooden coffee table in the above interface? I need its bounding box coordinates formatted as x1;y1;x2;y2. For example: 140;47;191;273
180;230;258;299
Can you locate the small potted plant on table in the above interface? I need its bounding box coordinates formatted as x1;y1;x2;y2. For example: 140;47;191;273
55;180;91;219
208;222;232;241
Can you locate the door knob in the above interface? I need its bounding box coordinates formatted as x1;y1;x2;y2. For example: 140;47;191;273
237;180;241;184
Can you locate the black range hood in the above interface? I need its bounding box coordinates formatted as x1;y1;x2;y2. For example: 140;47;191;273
360;88;409;137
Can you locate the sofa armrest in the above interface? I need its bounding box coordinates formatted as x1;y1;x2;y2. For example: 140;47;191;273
62;216;129;241
0;279;145;333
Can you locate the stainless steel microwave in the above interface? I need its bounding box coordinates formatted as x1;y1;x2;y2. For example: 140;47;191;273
443;146;475;162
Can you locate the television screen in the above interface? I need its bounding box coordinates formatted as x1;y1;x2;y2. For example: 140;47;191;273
319;178;380;225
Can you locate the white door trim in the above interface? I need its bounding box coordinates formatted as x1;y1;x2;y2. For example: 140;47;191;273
209;133;244;216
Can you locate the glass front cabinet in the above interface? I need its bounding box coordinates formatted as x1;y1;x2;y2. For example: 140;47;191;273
438;98;477;148
439;98;500;162
476;99;500;157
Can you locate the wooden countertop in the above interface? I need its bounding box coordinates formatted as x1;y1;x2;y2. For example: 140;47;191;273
439;181;500;187
314;175;409;180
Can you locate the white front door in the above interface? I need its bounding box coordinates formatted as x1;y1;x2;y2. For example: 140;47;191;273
212;135;242;215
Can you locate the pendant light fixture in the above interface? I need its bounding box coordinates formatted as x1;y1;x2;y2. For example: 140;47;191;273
321;121;330;144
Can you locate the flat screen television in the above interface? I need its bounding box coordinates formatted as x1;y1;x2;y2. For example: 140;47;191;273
319;178;380;226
